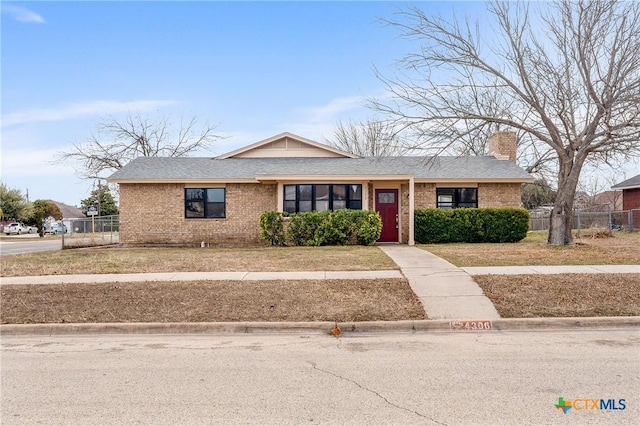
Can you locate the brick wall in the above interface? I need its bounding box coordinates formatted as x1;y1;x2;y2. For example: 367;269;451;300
119;182;277;245
622;188;640;211
478;183;522;208
399;183;437;243
119;181;522;245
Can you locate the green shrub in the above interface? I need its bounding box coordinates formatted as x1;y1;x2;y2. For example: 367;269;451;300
480;208;530;243
260;210;382;246
258;211;285;246
414;208;529;243
287;212;322;246
355;211;383;245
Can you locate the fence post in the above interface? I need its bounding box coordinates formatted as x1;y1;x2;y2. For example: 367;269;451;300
608;205;612;229
629;210;634;232
576;208;581;234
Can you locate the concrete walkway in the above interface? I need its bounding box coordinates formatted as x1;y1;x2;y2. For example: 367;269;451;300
379;246;501;320
463;264;639;275
0;270;402;285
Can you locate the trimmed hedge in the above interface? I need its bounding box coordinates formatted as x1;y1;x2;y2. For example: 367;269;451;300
415;208;529;243
259;210;382;246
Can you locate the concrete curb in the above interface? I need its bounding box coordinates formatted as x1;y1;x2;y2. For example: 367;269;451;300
2;316;639;336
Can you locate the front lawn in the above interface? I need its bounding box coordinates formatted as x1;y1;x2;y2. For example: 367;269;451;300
476;273;640;317
421;231;640;266
0;246;398;277
0;278;426;324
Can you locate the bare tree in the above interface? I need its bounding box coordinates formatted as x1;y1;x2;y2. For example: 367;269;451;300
58;113;223;179
324;119;409;157
372;0;640;245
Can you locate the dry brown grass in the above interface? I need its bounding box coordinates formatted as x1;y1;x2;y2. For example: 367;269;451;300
475;273;640;317
0;246;398;277
421;231;640;267
0;279;426;324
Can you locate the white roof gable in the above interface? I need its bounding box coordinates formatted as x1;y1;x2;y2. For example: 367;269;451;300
216;132;359;159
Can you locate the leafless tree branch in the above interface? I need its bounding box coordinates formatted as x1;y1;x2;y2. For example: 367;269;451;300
372;0;640;244
57;113;224;180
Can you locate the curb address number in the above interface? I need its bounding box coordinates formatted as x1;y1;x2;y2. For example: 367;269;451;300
450;320;493;331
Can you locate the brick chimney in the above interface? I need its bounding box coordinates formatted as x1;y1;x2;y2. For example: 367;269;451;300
488;131;517;161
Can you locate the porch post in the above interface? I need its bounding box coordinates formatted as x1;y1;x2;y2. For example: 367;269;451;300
409;177;415;245
276;182;283;212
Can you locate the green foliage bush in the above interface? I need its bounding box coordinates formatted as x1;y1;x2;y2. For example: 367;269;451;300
415;208;529;243
259;210;382;246
258;211;285;246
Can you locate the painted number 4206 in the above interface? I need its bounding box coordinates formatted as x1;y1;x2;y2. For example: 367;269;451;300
450;320;493;331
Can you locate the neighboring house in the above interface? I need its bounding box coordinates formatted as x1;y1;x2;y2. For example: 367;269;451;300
107;131;533;246
574;191;623;212
50;201;85;234
611;174;640;210
611;175;640;230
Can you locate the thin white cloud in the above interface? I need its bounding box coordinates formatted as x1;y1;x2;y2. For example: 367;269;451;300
1;99;178;127
282;95;375;141
302;95;367;123
0;147;72;178
1;4;44;23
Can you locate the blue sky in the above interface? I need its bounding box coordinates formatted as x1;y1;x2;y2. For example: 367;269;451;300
1;1;636;207
3;0;435;206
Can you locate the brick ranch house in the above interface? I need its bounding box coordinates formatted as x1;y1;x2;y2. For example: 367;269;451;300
107;131;533;246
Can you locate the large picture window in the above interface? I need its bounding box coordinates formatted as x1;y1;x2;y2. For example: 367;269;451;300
284;184;362;213
436;188;478;209
185;188;226;218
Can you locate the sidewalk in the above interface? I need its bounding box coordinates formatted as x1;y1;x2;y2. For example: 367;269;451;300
0;270;402;285
463;264;639;275
379;245;502;320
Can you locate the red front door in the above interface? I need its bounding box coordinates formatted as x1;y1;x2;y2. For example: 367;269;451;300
375;189;399;242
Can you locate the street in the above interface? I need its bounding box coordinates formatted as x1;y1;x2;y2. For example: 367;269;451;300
0;238;61;256
2;329;638;425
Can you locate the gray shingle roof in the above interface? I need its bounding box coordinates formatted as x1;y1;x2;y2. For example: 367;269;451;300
107;156;533;182
611;174;640;190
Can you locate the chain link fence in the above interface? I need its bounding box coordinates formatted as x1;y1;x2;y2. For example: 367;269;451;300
529;208;639;232
61;215;119;248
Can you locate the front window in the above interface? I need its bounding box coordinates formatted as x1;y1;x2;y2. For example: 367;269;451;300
436;188;478;209
284;184;362;213
185;188;226;218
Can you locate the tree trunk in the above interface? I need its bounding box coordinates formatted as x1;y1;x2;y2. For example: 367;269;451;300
548;195;573;245
548;160;583;245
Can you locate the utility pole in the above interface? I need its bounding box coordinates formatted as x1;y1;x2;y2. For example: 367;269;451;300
97;181;102;217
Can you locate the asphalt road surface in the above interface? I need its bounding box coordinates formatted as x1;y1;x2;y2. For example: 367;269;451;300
2;329;639;425
0;237;61;255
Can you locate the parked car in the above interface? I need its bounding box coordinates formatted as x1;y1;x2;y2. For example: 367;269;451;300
43;221;67;235
4;222;36;235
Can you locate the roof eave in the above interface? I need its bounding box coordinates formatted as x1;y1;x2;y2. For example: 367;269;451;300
611;184;640;190
107;178;259;184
